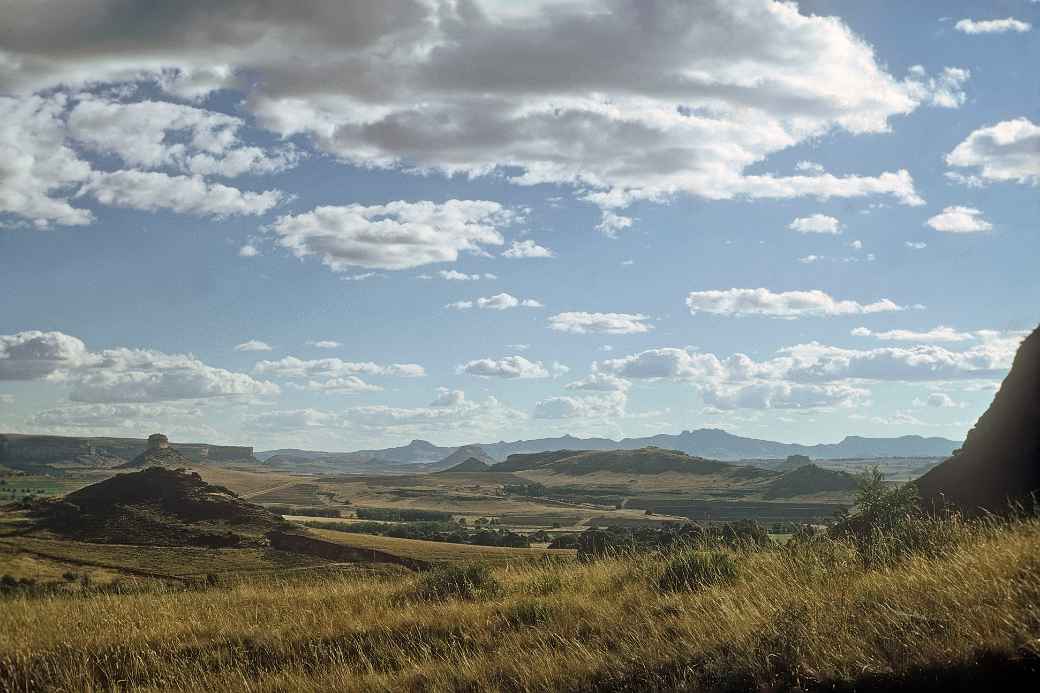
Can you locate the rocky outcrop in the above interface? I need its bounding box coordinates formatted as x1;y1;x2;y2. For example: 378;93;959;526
916;326;1040;516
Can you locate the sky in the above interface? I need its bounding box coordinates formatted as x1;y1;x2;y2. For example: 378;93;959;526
1;0;1038;451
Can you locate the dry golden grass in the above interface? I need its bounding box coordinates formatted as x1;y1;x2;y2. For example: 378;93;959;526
308;527;577;564
1;516;1038;691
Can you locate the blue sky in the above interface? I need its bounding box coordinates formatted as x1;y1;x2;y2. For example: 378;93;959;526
1;0;1038;450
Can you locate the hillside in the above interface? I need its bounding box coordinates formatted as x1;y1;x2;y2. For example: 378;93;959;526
763;464;859;499
38;467;290;545
433;445;495;471
436;457;493;473
917;326;1039;516
495;447;755;477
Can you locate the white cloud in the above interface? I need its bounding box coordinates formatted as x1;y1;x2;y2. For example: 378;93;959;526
2;330;279;403
68;348;280;403
534;391;626;419
851;326;975;343
81;170;283;217
925;206;992;233
269;200;513;271
430;388;466;408
505;344;530;352
437;270;495;281
798;255;822;264
904;67;970;108
0;95;93;227
446;292;543;310
795;161;825;174
564;373;631;392
905;241;927;249
234;340;273;352
946;118;1040;186
788;214;841;234
253;356;425;379
954;18;1032;34
238;244;260;257
458;355;552;379
0;0;956;218
0;330;93;380
915;392;959;408
67;96;299;177
850;240;863;250
293;377;382;394
548;312;653;334
686;288;905;318
307;340;342;349
27;402;209;434
245;408;337;433
702;382;869;410
502;239;555;259
594;330;1025;410
596;211;633;237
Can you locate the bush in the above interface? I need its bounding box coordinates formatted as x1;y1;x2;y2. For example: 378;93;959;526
657;550;738;591
415;563;501;602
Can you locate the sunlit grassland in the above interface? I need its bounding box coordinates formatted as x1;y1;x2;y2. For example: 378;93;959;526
1;515;1038;691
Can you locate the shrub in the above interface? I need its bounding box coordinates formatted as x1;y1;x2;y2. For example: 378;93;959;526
415;563;501;601
657;550;738;591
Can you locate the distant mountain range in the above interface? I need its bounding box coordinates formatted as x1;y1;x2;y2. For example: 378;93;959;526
256;428;962;473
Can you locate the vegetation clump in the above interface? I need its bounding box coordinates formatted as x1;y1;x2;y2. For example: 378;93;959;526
414;563;501;601
657;549;738;591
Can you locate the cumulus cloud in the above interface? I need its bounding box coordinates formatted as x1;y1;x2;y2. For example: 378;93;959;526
68;348;281;403
501;240;555;259
954;18;1032;34
685;288;905;318
594;330;1024;410
430;388;466;408
447;293;543;310
238;244;260;257
905;241;927;249
925;206;992;233
548;312;652;334
269;200;513;271
946;118;1040;186
458;355;552;379
788;214;841;234
596;211;634;237
564;373;631;392
0;0;960;221
915;392;960;408
253;356;425;379
292;376;382;393
234;340;273;352
67;95;300;177
307;340;341;349
81;170;283;217
904;66;970;108
534;392;626;419
851;326;974;343
0;331;93;380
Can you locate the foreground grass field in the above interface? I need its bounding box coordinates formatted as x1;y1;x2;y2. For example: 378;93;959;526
1;515;1038;691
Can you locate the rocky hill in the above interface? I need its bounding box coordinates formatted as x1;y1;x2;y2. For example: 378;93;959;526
433;445;495;471
115;445;194;469
436;457;493;473
916;326;1039;516
39;467;290;545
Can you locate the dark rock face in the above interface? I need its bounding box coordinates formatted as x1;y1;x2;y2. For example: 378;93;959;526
916;326;1040;516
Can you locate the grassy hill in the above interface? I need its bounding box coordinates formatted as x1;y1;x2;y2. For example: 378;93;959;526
763;464;860;499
